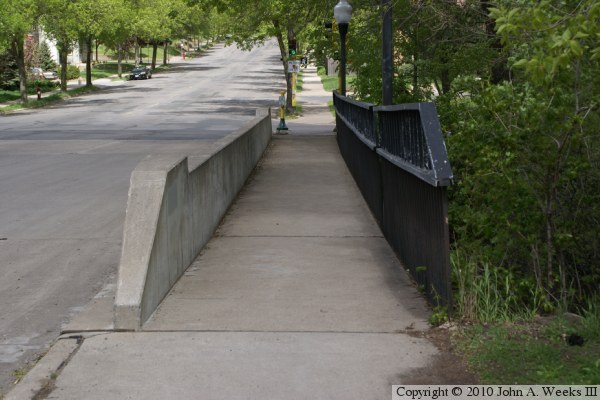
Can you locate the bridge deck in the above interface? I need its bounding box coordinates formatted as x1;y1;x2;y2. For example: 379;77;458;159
143;135;430;333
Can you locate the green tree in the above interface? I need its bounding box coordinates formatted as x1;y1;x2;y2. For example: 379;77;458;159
343;0;504;104
97;0;133;77
38;40;58;71
490;0;599;307
40;0;79;91
0;0;39;101
446;0;599;312
213;0;324;112
0;50;19;90
73;0;119;86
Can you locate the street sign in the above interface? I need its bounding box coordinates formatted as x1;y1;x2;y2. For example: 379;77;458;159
287;60;300;73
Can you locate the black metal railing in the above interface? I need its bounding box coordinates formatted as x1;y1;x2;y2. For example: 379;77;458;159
334;92;453;308
333;93;382;222
376;103;453;187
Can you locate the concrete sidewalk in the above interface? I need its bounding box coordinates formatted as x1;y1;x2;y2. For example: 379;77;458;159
7;66;438;400
283;65;336;135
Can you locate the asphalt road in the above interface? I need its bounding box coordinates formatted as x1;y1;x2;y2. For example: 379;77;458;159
0;40;285;394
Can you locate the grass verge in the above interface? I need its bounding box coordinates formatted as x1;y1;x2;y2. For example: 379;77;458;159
455;312;600;384
0;90;21;103
91;62;135;80
296;71;303;93
0;86;99;113
316;65;355;92
450;252;600;384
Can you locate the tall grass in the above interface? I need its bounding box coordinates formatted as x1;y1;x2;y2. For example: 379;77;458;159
452;252;541;322
453;254;600;385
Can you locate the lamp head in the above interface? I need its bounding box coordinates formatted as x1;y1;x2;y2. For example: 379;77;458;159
334;0;352;25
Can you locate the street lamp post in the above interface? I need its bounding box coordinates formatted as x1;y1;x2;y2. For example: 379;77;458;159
334;0;352;96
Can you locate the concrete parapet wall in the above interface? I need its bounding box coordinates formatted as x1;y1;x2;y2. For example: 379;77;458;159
114;109;272;330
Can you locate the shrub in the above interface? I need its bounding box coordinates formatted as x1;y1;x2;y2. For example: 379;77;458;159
26;79;59;93
57;65;81;80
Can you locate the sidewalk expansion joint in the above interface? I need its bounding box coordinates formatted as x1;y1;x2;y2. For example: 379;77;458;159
139;329;426;335
215;235;384;239
1;237;120;242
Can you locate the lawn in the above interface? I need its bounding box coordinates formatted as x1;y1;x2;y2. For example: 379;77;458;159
296;70;303;93
91;62;135;80
94;41;211;65
0;81;59;104
0;86;98;113
316;65;355;92
0;90;21;103
456;313;600;384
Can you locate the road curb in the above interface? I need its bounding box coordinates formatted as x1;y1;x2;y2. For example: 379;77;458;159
5;337;82;400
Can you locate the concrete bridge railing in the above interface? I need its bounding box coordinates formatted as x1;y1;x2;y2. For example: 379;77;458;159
114;109;272;330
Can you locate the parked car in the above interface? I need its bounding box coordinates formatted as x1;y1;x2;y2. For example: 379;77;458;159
31;67;58;80
129;66;152;80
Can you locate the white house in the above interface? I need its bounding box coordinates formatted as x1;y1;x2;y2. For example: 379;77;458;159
38;28;83;65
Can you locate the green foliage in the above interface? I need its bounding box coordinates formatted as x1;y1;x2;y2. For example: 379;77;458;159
428;305;449;327
26;79;59;93
56;65;81;80
0;0;39;99
444;0;599;316
0;50;19;90
490;0;600;81
344;0;502;104
37;41;57;72
345;5;383;103
215;0;325;111
452;252;548;322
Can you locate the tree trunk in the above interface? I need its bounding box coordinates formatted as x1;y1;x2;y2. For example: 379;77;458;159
59;44;68;92
481;0;509;83
12;37;27;102
163;41;168;65
95;39;99;63
412;60;418;97
273;21;294;113
273;27;294;112
411;9;420;100
152;42;158;70
117;44;122;78
545;197;554;297
86;36;93;87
